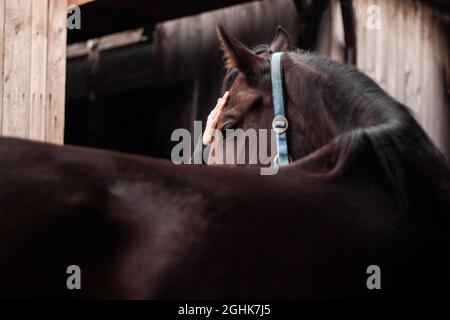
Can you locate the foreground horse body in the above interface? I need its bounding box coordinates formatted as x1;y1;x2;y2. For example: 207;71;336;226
1;137;447;299
0;26;449;299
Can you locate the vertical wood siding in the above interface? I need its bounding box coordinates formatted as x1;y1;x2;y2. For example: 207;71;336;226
328;0;449;157
0;0;67;144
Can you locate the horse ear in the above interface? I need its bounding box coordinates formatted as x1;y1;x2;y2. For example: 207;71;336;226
216;23;265;77
270;26;292;53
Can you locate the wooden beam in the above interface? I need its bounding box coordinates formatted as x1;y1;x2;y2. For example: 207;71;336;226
340;0;356;64
67;28;145;58
67;41;160;99
293;0;329;50
68;0;258;43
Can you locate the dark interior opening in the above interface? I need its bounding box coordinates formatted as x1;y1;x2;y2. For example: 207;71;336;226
65;81;194;159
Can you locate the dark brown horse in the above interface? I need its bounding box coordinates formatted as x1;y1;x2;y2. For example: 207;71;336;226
0;25;449;299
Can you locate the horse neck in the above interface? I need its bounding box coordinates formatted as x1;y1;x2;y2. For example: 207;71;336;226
284;91;342;161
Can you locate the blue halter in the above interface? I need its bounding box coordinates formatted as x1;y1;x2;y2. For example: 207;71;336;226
271;52;290;167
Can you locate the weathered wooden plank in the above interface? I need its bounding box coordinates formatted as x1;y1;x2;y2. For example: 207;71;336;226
374;0;386;87
332;0;448;157
410;1;422;116
46;0;68;144
67;28;145;59
366;0;376;79
0;1;5;134
2;0;32;138
29;0;49;141
385;0;398;98
420;5;449;156
330;0;345;63
421;5;436;146
395;0;406;103
354;0;364;68
403;1;415;111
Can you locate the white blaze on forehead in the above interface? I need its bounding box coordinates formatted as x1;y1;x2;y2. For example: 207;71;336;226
202;91;230;145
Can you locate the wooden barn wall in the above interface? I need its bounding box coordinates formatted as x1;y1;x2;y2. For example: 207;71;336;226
0;0;67;144
324;0;450;158
67;0;299;133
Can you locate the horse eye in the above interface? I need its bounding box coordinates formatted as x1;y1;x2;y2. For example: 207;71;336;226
223;123;236;130
221;123;237;137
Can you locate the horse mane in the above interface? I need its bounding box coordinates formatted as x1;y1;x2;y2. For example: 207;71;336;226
221;44;449;209
290;49;450;210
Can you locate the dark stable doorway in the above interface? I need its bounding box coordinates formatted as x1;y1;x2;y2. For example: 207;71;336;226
65;81;194;159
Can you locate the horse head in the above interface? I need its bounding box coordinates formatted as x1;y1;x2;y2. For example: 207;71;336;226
209;23;355;170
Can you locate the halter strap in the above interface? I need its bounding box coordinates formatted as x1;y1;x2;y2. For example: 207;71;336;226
271;52;290;167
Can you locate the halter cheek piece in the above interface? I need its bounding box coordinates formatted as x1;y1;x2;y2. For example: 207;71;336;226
271;52;290;167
